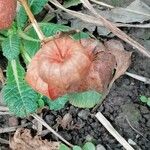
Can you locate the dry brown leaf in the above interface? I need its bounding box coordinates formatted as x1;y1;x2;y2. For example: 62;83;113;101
104;40;132;87
56;113;73;129
0;67;5;84
10;128;60;150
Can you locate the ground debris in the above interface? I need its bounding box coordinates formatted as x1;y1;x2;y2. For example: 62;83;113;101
0;67;5;85
10;128;60;150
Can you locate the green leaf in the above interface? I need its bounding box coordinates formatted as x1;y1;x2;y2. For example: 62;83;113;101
69;91;102;108
82;142;95;150
44;95;69;110
72;32;89;40
63;0;81;8
73;146;82;150
59;143;71;150
2;60;38;117
17;0;49;28
38;98;45;108
2;34;20;60
140;95;148;103
29;0;49;14
17;6;28;29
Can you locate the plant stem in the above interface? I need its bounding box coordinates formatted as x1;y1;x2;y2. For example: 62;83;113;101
18;0;45;41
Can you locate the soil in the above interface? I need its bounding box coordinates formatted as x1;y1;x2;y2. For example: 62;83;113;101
0;1;150;150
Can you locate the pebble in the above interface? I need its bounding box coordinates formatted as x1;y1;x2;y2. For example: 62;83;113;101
146;120;150;127
96;144;106;150
85;134;93;141
9;117;18;126
128;139;137;146
78;110;89;120
140;106;149;114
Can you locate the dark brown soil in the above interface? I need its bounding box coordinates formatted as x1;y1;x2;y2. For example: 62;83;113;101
0;1;150;150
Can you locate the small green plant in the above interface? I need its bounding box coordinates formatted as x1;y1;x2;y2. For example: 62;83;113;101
59;142;96;150
140;95;150;107
0;0;103;117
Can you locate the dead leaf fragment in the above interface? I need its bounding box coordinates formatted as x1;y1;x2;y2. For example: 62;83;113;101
104;39;132;87
10;128;60;150
56;113;73;129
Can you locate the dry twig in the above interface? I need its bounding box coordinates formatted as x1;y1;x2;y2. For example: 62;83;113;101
125;72;150;84
0;106;9;112
0;138;9;145
18;0;45;41
0;123;31;134
95;112;134;150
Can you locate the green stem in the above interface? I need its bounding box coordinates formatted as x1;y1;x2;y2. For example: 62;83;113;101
20;44;32;63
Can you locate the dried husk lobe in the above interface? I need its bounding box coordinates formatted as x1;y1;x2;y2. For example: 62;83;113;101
25;36;117;100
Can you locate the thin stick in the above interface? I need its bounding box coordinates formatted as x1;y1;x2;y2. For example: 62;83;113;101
0;106;9;112
0;123;31;134
31;113;73;148
0;138;9;145
125;116;148;141
0;112;12;115
90;0;114;8
95;112;134;150
18;0;45;41
90;0;150;17
125;72;150;84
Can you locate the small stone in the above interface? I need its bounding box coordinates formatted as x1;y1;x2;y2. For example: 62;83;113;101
128;139;137;146
146;120;150;127
140;106;149;114
85;134;93;141
78;110;89;120
143;114;150;120
96;144;106;150
9;117;18;126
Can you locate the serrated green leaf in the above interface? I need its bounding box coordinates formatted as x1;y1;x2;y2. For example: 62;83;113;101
73;146;82;150
44;95;68;111
2;60;38;117
69;91;102;108
17;0;48;29
63;0;81;8
59;143;71;150
29;0;49;14
2;34;20;60
82;142;95;150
